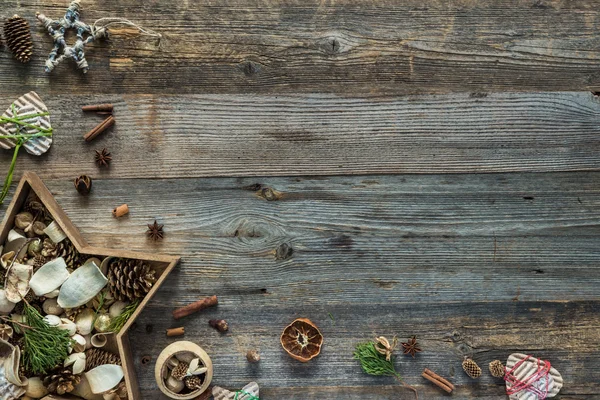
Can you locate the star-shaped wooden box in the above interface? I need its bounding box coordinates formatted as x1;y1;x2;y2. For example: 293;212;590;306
0;172;180;399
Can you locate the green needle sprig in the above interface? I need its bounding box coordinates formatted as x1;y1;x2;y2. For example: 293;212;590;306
108;300;140;333
354;341;419;399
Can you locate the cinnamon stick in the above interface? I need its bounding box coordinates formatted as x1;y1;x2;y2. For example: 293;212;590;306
166;327;185;337
422;368;454;393
82;104;114;112
83;115;115;142
172;295;218;320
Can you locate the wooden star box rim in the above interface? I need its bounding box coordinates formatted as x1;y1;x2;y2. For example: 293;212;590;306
0;171;181;399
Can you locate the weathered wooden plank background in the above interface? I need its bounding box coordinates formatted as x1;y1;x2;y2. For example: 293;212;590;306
1;0;600;398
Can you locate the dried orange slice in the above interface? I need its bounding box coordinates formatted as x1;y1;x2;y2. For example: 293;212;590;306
280;318;323;362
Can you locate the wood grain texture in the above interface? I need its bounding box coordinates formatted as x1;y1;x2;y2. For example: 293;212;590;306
1;0;600;94
0;92;599;178
12;174;598;398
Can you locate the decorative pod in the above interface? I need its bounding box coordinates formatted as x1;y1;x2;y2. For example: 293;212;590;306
74;175;92;195
489;359;506;378
155;341;213;399
280;318;323;362
3;15;33;63
462;357;482;379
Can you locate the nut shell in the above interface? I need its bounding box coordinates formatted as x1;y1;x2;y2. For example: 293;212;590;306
280;318;323;362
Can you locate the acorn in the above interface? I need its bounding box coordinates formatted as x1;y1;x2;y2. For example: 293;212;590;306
209;319;228;333
74;175;92;195
246;349;260;363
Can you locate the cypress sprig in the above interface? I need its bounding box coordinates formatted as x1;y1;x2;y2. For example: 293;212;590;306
108;300;140;333
21;303;73;375
354;341;400;378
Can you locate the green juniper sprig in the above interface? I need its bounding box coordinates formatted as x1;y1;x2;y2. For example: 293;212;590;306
108;299;140;333
20;302;73;375
354;340;419;400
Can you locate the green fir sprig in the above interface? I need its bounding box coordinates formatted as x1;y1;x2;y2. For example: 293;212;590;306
354;340;419;399
21;303;73;375
108;300;140;333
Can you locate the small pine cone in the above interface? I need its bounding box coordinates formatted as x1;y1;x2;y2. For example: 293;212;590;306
489;360;506;378
43;369;81;395
462;358;482;379
184;375;202;390
33;254;48;270
85;348;122;371
171;362;188;381
107;258;157;301
3;15;33;63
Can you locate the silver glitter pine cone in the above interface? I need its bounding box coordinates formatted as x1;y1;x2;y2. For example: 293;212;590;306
3;15;33;63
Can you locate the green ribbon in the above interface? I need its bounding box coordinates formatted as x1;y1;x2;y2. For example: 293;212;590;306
234;390;259;400
0;104;53;204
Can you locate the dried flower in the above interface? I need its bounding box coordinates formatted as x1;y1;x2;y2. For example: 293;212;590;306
462;357;482;379
401;336;422;358
146;220;164;241
209;319;228;333
374;336;398;361
95;148;112;167
246;349;260;363
0;324;13;341
74;175;92;195
489;360;505;378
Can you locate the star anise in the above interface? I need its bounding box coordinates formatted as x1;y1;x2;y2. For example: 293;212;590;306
95;148;112;167
401;336;422;358
146;220;164;241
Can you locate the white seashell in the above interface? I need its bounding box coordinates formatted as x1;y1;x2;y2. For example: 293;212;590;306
65;352;86;374
76;308;95;335
42;298;64;316
213;382;259;400
44;314;61;326
85;364;124;394
71;374;105;400
166;375;185;393
7;229;25;243
0;290;16;314
30;257;70;296
91;333;108;348
58;318;77;336
44;289;60;299
506;353;563;399
175;352;196;364
25;377;48;398
0;252;15;269
71;334;87;353
0;338;27;390
4;263;32;303
43;221;67;244
58;262;108;309
108;301;128;319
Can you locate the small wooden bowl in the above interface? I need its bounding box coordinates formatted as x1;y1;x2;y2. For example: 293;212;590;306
155;341;213;399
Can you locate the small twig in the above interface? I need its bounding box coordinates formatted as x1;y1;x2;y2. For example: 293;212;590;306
0;316;33;330
395;376;419;400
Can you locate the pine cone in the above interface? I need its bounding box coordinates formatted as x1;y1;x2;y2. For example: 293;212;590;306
462;358;482;379
41;238;81;269
171;362;188;381
85;348;122;371
107;258;157;301
489;360;505;378
3;15;33;63
33;254;48;270
43;369;81;395
184;375;202;390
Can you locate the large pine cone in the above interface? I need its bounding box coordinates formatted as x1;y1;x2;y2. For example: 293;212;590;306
107;258;157;301
43;369;81;395
41;238;82;269
85;348;122;371
3;15;32;63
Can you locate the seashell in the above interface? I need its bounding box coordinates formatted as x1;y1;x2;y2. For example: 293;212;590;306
71;334;87;353
4;262;32;303
71;373;105;400
25;376;48;398
0;252;15;269
14;212;33;230
85;364;124;394
76;308;95;335
165;375;185;393
91;333;108;348
43;221;67;243
213;382;259;400
0;325;13;341
42;298;64;316
7;229;25;243
167;357;179;369
44;289;60;299
58;261;108;309
0;338;27;388
108;301;128;319
58;318;77;336
30;257;70;296
3;237;28;260
94;313;111;333
43;314;61;326
0;290;16;314
505;353;563;399
65;352;86;374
